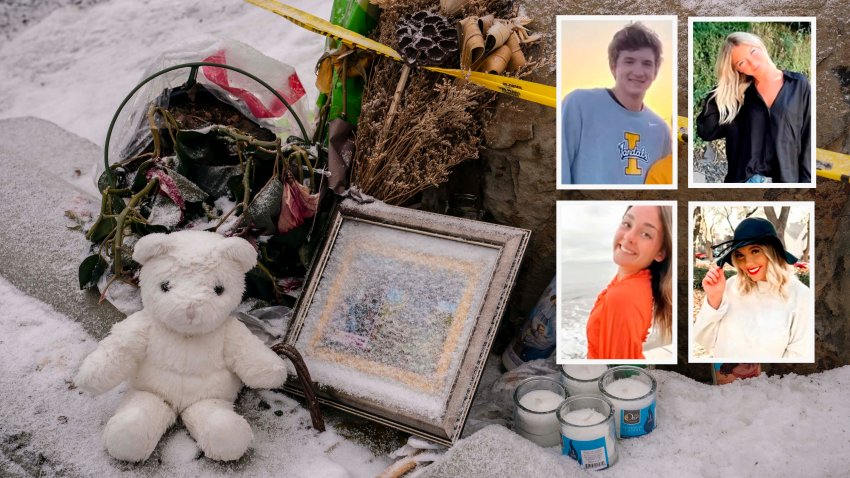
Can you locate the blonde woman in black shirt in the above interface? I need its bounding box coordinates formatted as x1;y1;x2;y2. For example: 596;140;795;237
697;32;811;183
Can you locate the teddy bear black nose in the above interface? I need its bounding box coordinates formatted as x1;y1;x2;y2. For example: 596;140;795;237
214;285;224;296
160;281;171;293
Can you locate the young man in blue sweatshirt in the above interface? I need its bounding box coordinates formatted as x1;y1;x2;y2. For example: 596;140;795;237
560;23;672;185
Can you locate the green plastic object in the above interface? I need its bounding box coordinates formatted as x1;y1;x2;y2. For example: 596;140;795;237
316;0;379;127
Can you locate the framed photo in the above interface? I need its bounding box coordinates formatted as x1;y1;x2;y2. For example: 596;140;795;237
556;201;677;365
556;15;678;189
285;199;530;445
688;202;815;363
688;17;816;187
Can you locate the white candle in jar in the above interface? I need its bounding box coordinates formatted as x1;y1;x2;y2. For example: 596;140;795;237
560;365;608;396
564;408;605;424
558;399;618;470
600;369;657;439
515;389;564;446
604;377;651;398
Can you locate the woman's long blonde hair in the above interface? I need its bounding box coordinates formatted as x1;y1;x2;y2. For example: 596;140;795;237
711;32;774;124
732;243;792;300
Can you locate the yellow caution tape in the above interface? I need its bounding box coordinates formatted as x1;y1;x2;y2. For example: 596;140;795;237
251;0;850;179
679;115;850;182
815;148;850;182
246;0;556;108
246;0;402;61
425;67;556;108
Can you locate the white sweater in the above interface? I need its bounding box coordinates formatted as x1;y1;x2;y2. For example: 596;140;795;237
694;274;813;360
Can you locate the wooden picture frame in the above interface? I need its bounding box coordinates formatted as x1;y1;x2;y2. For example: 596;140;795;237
285;199;530;445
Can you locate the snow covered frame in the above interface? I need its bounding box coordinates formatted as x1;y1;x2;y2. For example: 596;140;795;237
285;199;530;445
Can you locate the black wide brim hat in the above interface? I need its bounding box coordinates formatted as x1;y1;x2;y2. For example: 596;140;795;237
713;217;798;267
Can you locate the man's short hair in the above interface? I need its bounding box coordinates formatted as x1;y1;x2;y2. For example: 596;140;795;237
608;22;663;70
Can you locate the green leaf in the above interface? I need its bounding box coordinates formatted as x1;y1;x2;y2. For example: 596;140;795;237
164;167;208;203
131;222;169;236
131;159;157;193
175;128;233;166
189;164;241;198
245;177;283;235
97;168;128;192
298;242;315;270
244;267;275;302
174;129;212;163
97;170;110;193
78;254;108;289
109;193;127;215
86;216;116;243
266;222;309;249
227;174;245;203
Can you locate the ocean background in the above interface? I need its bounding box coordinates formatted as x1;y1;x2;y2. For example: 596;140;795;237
558;259;617;360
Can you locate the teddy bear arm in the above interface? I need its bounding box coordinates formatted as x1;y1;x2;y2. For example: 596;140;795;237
224;318;289;389
75;312;151;395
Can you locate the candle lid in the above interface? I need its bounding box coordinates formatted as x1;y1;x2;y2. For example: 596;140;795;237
556;395;614;427
598;366;657;402
560;364;609;382
513;376;567;414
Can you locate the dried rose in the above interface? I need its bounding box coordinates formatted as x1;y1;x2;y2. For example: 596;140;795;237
277;175;318;234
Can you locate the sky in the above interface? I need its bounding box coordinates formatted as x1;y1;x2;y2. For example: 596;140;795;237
558;201;676;263
558;16;675;126
558;202;624;263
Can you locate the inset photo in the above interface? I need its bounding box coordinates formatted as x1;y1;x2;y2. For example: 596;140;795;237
689;18;816;187
556;201;677;364
556;16;677;189
689;202;815;363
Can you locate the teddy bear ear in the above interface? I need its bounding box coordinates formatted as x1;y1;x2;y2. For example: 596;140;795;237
218;237;258;273
133;233;172;265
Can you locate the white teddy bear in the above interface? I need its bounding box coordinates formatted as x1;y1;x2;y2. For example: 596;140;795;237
75;230;289;462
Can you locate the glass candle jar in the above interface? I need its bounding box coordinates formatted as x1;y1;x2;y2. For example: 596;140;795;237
557;395;618;470
560;365;609;397
599;366;657;438
513;377;567;447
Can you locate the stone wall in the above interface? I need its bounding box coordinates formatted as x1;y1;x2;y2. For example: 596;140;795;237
478;0;850;377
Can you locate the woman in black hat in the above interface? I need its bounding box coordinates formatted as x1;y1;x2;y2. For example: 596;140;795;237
694;217;812;359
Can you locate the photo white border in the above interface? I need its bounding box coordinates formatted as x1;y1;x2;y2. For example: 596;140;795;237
687;17;817;189
556;200;678;365
555;15;678;191
687;201;816;363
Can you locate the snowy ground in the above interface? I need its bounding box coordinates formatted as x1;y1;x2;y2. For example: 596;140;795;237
0;276;391;477
2;0;850;477
0;1;397;476
0;0;329;154
4;264;850;476
428;363;850;478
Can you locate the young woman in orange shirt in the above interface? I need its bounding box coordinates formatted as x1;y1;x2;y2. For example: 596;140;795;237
585;205;673;359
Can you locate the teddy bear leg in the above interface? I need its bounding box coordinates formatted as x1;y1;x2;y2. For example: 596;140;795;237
181;398;253;461
102;390;176;462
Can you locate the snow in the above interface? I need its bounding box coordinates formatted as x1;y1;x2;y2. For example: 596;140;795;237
2;0;850;476
0;275;390;477
427;359;850;477
0;0;329;151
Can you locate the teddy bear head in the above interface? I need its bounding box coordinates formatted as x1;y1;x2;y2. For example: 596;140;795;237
132;230;257;336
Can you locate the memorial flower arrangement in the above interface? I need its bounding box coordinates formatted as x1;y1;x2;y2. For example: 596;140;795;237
79;79;327;307
351;0;546;205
